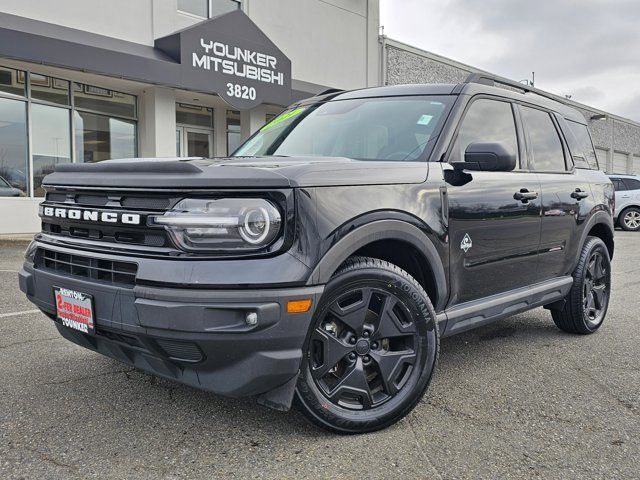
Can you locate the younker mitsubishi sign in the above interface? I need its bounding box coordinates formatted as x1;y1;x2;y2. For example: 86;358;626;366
156;10;292;109
0;10;292;111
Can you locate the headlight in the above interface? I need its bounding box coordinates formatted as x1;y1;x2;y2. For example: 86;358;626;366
152;198;282;252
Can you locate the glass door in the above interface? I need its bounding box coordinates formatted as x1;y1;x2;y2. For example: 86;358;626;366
176;126;213;157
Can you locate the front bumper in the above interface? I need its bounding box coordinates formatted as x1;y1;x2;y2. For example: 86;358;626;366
19;243;324;401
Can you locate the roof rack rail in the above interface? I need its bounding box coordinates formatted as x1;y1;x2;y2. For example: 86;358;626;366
315;88;344;97
460;72;563;105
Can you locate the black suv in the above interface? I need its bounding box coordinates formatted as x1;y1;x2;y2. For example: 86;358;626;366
19;75;614;433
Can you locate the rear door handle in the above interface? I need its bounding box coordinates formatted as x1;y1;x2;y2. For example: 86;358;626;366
570;188;589;200
514;188;538;202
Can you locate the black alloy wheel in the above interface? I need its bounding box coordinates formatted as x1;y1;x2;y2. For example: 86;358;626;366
552;236;611;334
296;257;438;434
582;249;610;328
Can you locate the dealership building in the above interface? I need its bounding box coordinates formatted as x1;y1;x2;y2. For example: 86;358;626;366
0;0;639;235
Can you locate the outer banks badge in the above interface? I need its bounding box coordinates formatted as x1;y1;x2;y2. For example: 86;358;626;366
460;233;472;253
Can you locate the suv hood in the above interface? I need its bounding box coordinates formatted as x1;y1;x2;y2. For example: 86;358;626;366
43;156;428;189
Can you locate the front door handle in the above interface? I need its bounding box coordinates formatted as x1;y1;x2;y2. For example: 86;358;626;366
570;188;589;200
514;188;538;203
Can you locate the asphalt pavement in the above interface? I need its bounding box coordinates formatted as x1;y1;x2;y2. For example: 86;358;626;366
1;233;638;479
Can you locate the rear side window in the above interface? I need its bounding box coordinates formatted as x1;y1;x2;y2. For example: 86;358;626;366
623;178;640;190
520;106;566;171
567;120;599;170
451;99;519;165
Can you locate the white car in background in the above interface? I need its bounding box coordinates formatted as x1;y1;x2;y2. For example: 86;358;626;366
609;174;640;231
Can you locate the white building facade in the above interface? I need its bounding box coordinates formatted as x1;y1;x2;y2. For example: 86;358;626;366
0;0;380;234
1;0;638;236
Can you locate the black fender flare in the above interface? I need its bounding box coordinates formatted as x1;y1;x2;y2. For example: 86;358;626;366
572;211;615;269
306;219;447;312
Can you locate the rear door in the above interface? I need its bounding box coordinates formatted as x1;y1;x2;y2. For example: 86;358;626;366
518;105;591;281
445;97;542;306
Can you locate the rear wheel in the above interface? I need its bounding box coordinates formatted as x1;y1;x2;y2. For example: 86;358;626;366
295;257;438;434
619;207;640;231
552;236;611;334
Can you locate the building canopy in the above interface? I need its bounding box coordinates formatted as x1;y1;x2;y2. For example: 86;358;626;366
0;10;292;109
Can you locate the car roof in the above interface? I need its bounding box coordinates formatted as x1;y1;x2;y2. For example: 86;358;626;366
303;79;586;125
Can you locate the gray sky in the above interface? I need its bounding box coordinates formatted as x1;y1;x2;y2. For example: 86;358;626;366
380;0;640;122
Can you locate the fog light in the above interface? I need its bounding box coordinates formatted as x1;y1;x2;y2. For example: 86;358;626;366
287;299;312;314
246;312;258;326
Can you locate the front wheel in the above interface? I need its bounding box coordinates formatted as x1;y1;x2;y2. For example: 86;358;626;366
295;257;439;434
552;236;611;334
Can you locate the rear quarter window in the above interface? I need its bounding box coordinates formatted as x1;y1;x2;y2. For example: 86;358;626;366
567;120;599;170
623;178;640;191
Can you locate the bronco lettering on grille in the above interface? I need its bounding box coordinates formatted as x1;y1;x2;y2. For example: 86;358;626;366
42;206;141;225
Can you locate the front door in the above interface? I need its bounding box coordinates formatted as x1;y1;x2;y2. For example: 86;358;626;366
445;97;542;306
176;127;213;157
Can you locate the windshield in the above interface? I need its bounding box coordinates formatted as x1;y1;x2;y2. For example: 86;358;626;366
233;95;454;161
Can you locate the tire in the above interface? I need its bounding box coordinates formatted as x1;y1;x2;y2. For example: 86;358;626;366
619;207;640;231
552;236;611;334
295;256;439;434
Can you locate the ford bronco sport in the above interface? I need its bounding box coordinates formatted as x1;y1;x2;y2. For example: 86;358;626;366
19;74;615;433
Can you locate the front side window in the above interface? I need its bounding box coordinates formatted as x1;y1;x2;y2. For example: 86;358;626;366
234;96;454;162
520;106;566;172
451;98;519;165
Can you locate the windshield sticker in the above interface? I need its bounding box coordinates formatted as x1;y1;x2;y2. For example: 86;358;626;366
417;114;433;126
261;107;306;132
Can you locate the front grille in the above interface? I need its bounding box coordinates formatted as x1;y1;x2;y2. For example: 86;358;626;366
35;248;138;287
75;194;109;206
42;189;176;249
46;191;173;211
155;339;204;362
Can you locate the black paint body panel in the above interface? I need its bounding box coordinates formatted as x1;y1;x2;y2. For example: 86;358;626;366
21;81;615;404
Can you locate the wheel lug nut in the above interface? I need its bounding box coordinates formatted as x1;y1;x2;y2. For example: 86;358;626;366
349;353;356;360
363;355;370;362
363;331;370;338
349;337;356;344
372;342;378;349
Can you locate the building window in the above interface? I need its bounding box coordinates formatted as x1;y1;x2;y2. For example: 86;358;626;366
176;103;213;128
210;0;241;17
0;66;25;98
75;112;136;163
31;104;71;196
73;82;137;164
178;0;240;18
226;110;241;155
30;74;70;106
74;83;136;118
0;97;28;195
0;66;138;198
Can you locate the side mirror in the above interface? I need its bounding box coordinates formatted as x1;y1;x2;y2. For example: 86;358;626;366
451;142;517;172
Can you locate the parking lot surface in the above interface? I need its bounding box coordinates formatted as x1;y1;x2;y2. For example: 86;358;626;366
1;233;638;479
